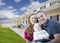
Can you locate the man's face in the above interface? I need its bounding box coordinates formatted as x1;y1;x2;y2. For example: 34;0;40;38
37;12;47;24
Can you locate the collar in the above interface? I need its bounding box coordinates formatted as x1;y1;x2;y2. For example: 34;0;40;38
41;19;49;27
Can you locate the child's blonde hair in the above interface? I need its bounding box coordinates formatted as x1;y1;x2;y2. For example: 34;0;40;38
34;23;42;32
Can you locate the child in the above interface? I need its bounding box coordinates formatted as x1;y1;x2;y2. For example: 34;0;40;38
33;23;50;43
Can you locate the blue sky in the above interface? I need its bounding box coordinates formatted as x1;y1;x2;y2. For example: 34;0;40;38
0;0;48;23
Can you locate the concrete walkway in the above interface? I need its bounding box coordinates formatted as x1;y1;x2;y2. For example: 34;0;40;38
10;27;25;38
9;27;41;43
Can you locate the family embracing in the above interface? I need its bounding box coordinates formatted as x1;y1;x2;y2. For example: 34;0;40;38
24;11;60;43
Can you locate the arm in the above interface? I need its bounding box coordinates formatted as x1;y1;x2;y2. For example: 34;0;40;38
24;30;28;40
24;30;30;43
26;40;28;43
24;38;32;43
25;39;31;43
24;29;33;42
47;34;60;43
47;22;60;43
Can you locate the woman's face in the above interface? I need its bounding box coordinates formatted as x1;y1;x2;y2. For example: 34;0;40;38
30;15;37;24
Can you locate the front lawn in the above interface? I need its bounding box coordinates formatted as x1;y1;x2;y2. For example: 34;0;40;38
0;27;26;43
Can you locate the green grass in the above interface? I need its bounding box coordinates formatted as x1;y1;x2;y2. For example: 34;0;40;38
0;27;26;43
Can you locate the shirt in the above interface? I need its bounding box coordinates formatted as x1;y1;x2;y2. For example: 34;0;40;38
24;30;33;41
41;19;60;42
33;30;49;40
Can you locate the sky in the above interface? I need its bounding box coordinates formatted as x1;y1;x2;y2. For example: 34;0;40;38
0;0;48;23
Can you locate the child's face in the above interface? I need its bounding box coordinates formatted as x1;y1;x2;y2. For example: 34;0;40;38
36;24;41;31
34;23;42;32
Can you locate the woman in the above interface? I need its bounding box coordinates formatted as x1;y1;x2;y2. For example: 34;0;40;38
24;13;38;43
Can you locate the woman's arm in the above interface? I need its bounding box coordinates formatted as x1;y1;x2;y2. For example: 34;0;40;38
25;39;32;43
25;39;29;43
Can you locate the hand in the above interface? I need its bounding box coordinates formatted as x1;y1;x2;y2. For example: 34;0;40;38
44;37;49;39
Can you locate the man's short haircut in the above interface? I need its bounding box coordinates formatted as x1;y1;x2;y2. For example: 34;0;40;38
36;11;47;16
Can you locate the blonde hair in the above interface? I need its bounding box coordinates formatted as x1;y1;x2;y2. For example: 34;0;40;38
34;23;42;32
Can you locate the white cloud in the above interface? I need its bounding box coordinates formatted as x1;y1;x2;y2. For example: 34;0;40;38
1;6;16;12
29;0;34;3
20;7;27;11
28;1;40;8
10;9;16;12
15;12;18;14
20;0;40;13
0;14;5;18
14;0;21;3
0;0;6;6
32;1;40;6
13;14;19;17
0;10;20;23
7;6;17;12
0;10;19;19
8;6;14;10
23;1;40;12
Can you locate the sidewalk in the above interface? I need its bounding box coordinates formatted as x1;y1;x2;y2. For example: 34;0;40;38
10;27;25;38
9;27;41;43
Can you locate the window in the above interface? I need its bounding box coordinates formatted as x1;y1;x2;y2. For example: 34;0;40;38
50;15;59;21
26;21;27;24
33;9;36;12
19;21;20;23
40;5;46;10
50;1;56;6
23;21;24;23
46;3;50;8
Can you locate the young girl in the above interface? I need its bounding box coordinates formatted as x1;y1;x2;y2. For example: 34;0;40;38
33;23;50;43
